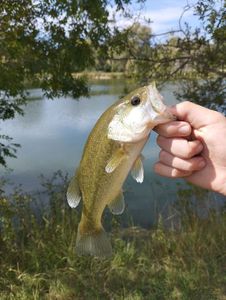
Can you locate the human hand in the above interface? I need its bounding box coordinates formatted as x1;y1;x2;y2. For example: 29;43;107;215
154;101;226;196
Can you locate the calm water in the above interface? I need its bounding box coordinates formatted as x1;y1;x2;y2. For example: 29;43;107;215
1;81;221;227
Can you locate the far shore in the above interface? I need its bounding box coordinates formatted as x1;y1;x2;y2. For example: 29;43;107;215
73;71;126;80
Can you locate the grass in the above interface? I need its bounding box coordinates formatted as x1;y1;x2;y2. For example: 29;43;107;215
0;171;225;299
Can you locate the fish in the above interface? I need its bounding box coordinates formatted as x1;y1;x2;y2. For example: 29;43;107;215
67;83;175;258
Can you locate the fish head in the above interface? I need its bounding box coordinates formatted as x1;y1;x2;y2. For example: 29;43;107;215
108;83;176;143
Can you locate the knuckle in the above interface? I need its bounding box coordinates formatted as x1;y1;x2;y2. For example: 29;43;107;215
174;157;196;171
172;168;191;177
186;147;195;158
186;162;194;171
186;142;199;158
156;135;163;146
188;161;200;171
171;168;183;177
180;101;192;111
159;150;166;161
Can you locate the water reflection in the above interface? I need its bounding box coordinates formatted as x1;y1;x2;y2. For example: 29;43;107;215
3;81;220;227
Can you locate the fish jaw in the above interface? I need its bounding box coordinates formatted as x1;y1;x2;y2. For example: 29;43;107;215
108;105;152;143
150;107;176;126
146;84;176;126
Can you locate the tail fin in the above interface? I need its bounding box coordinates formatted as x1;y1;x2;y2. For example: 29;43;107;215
76;225;112;258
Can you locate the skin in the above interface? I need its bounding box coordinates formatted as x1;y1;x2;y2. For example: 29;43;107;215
154;101;226;196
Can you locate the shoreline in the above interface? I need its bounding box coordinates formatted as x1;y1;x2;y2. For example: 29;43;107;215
73;71;125;80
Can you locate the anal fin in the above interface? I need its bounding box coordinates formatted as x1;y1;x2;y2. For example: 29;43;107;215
108;191;125;215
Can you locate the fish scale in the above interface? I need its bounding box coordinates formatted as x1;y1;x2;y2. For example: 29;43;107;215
67;84;175;257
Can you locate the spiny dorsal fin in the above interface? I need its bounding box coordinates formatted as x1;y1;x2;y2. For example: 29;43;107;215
105;147;127;173
131;155;144;183
108;191;125;215
67;171;81;208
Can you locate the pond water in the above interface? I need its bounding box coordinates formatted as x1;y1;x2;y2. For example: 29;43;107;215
1;80;222;227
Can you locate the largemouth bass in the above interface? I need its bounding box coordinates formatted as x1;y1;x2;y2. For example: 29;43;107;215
67;83;175;257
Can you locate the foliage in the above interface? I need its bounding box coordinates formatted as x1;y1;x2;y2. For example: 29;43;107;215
0;0;143;167
0;135;20;168
95;22;153;73
0;0;225;168
0;172;225;299
106;0;226;111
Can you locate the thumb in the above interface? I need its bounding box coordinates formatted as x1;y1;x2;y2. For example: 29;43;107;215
169;101;222;129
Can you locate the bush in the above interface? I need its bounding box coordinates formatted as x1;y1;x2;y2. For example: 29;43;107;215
0;172;225;299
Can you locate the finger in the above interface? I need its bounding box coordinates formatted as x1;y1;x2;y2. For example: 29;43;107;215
154;162;192;178
169;101;224;128
157;136;203;159
154;121;191;137
159;150;206;171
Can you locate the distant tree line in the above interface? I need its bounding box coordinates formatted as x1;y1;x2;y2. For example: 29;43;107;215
0;0;225;167
0;0;144;167
96;1;225;111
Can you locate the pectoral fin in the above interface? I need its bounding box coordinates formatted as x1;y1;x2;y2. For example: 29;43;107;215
108;191;125;215
67;171;81;208
105;147;127;173
131;155;144;183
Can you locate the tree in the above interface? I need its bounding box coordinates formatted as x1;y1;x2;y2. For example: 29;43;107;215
0;0;144;167
108;0;225;111
1;0;225;167
175;0;226;110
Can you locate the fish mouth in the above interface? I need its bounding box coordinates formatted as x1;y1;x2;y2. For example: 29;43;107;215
146;84;176;121
160;108;177;121
151;107;177;126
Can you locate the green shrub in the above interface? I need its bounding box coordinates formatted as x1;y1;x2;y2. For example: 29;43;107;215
0;172;225;299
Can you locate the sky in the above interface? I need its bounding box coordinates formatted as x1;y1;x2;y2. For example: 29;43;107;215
110;0;201;37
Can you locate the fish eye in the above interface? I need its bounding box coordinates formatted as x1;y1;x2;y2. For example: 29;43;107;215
131;96;141;106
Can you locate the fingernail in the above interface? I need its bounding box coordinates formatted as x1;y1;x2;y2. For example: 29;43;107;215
178;125;190;134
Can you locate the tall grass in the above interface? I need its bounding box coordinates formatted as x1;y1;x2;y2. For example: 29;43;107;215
0;172;225;299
